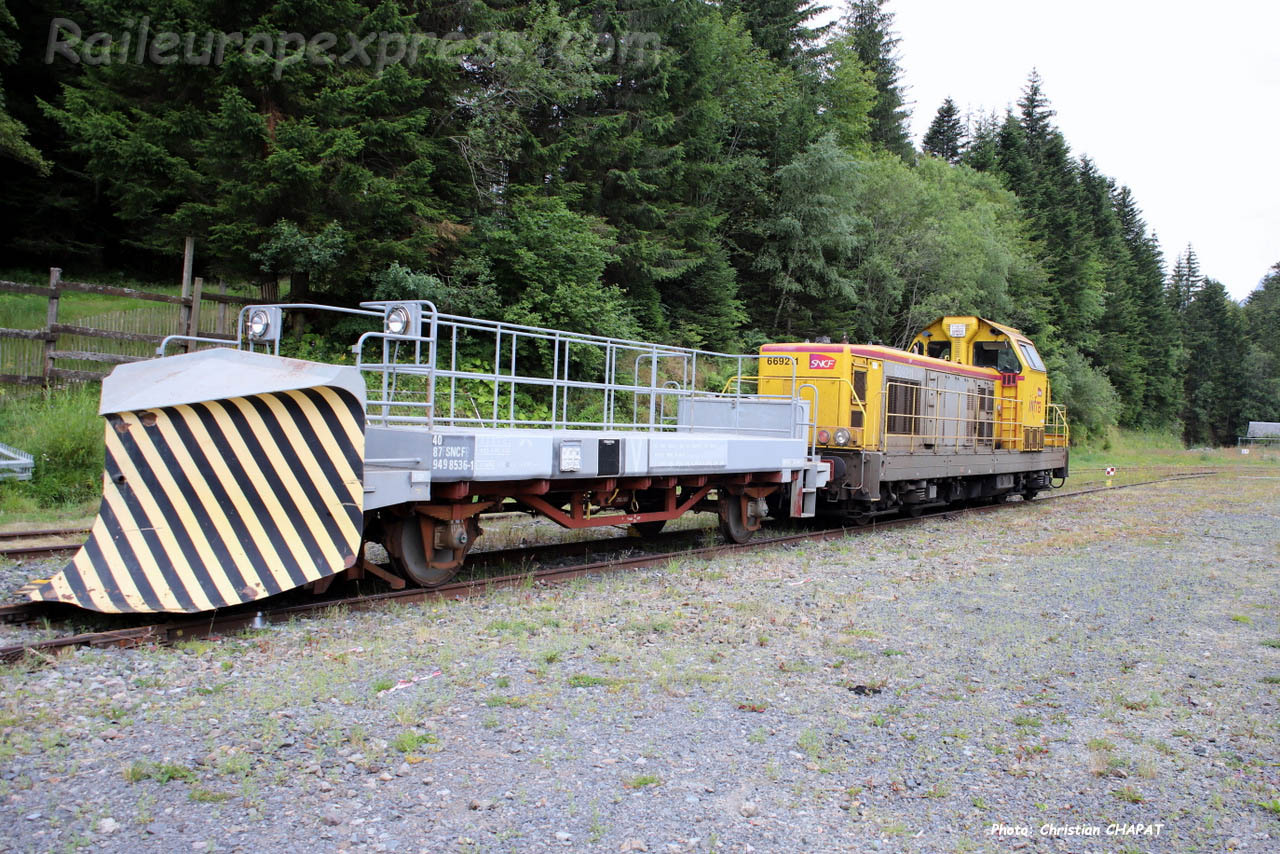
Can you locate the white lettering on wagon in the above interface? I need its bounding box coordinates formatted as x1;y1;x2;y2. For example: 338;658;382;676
430;433;475;474
649;439;728;469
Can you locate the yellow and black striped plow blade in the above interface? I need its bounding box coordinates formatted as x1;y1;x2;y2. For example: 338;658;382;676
22;387;365;614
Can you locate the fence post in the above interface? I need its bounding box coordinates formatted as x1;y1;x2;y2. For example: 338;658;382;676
216;278;227;335
43;267;61;383
189;276;204;340
179;237;195;350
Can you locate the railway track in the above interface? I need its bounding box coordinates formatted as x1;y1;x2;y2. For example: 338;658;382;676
0;526;89;561
0;470;1217;663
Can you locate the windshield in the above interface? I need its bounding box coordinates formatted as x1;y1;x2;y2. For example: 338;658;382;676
1017;340;1046;372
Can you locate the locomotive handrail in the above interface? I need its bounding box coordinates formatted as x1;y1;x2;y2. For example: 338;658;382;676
883;379;1030;452
732;373;873;451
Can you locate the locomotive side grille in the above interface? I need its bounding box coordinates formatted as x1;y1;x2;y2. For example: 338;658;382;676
886;380;920;435
22;387;365;614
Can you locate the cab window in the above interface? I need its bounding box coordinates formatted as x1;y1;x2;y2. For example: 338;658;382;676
926;341;951;360
1017;341;1045;372
974;341;1021;373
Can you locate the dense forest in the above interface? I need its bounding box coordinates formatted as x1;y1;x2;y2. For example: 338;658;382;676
0;0;1276;445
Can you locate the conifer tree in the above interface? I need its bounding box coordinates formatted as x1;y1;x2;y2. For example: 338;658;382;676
722;0;831;68
1181;279;1247;445
1112;186;1182;426
841;0;913;160
0;0;45;174
1243;264;1280;363
922;97;964;163
1167;245;1203;313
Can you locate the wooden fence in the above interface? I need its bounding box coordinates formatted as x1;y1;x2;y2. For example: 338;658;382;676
0;268;259;385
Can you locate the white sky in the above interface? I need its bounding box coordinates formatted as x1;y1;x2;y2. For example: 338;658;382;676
871;1;1279;301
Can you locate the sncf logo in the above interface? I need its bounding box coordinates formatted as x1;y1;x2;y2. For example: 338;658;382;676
809;354;837;370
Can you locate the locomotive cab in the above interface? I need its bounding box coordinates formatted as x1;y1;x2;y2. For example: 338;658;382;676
910;317;1064;451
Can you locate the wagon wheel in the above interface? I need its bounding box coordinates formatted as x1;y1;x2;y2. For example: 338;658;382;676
717;492;759;545
384;514;479;587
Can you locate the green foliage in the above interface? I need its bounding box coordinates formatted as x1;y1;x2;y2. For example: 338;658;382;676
821;34;877;156
0;384;103;512
454;192;633;338
1047;347;1120;444
839;1;913;160
922;97;965;163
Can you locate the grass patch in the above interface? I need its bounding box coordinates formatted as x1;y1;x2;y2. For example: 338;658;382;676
1231;615;1253;624
1115;695;1150;711
391;730;437;753
623;774;661;789
486;619;540;636
124;761;197;784
188;787;231;803
567;674;623;688
0;383;104;515
1260;676;1280;685
1012;714;1042;728
485;694;529;708
1261;640;1280;649
1113;786;1144;804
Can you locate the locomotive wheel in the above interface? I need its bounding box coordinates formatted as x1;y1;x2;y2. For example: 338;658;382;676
717;493;760;545
1022;489;1039;502
384;515;479;587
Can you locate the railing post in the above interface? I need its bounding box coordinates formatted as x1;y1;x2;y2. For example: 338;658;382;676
42;267;61;384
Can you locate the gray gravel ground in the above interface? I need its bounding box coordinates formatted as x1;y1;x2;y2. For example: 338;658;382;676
0;473;1277;853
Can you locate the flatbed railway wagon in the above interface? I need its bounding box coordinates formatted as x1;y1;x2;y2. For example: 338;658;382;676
22;301;831;614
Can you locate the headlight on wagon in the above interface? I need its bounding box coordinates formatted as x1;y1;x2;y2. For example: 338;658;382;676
834;427;852;446
384;303;420;338
245;306;281;343
248;309;270;339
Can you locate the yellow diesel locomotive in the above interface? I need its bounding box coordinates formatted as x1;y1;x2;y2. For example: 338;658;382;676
758;316;1069;523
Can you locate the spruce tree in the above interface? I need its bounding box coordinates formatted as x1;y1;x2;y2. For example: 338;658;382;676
1112;186;1182;426
1181;279;1247;445
841;0;913;160
1167;245;1203;313
0;0;45;174
722;0;831;68
922;97;964;163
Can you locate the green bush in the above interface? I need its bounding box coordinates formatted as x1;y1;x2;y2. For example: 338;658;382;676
0;383;104;513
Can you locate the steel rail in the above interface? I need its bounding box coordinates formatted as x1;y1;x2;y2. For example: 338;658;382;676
0;471;1217;663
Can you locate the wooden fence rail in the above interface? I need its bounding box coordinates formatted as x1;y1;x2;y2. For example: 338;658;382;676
0;267;260;386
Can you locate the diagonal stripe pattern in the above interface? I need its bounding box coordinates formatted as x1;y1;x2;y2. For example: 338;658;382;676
22;387;365;614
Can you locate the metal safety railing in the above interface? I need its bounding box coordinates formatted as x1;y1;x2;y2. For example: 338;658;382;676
1046;404;1070;447
0;440;34;481
882;380;1063;452
165;300;818;442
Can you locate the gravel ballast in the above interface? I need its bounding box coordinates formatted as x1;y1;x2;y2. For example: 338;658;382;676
0;473;1277;853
